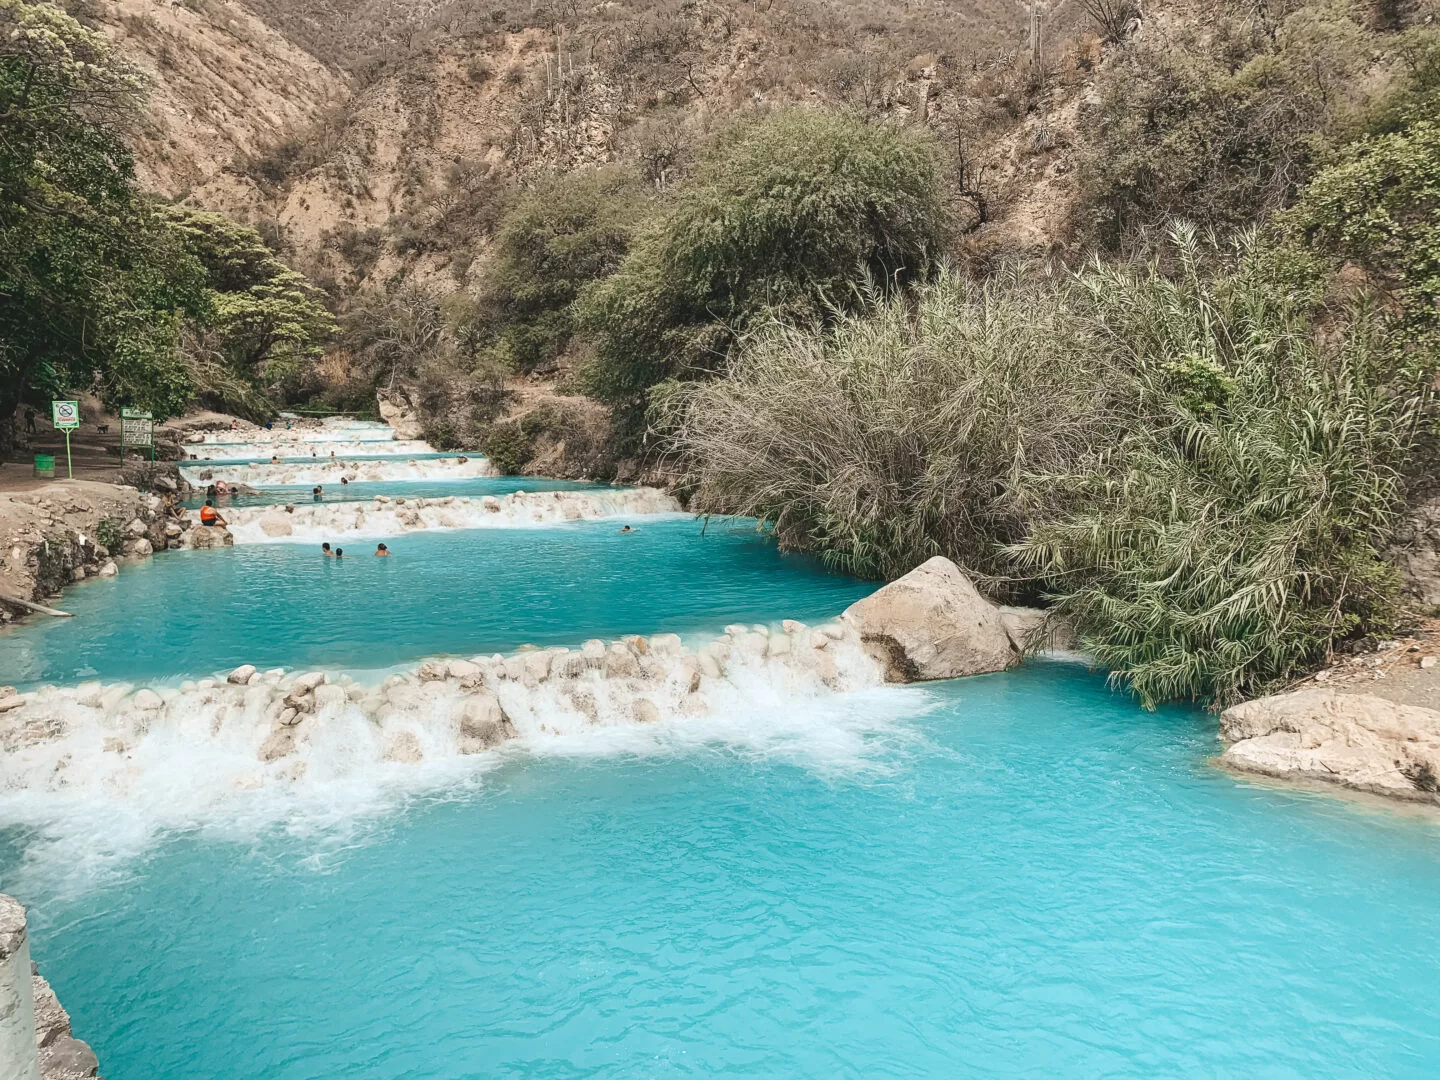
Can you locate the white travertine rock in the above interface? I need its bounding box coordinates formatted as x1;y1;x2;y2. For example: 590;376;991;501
132;689;164;711
446;659;481;681
227;665;257;686
292;671;327;694
0;894;41;1080
841;557;1016;682
182;526;233;550
1220;688;1440;804
383;731;424;764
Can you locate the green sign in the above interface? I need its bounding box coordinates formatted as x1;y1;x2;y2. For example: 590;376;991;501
51;400;80;430
121;409;153;447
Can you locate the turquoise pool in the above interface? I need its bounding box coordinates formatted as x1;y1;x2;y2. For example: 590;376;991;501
5;663;1439;1078
0;518;875;687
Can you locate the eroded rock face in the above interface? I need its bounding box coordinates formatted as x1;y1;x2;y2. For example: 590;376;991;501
1219;689;1440;804
841;556;1016;681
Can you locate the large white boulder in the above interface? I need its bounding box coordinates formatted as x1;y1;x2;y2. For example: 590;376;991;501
1219;688;1440;804
840;556;1016;681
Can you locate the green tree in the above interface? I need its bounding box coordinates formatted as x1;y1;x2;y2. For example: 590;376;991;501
577;110;950;411
482;168;647;372
1273;121;1440;367
162;207;336;384
0;0;208;430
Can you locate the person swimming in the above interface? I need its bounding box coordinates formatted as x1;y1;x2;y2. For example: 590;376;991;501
341;477;349;485
312;485;323;500
322;543;333;556
333;547;344;559
269;455;280;464
199;500;227;527
375;543;390;556
619;525;634;533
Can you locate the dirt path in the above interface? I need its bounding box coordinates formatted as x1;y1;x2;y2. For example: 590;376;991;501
1;401;150;493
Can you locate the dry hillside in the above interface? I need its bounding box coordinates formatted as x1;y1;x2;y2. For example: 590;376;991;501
96;0;1102;291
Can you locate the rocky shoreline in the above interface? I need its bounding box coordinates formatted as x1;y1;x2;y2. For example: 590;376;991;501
1215;626;1440;806
0;481;173;623
0;895;101;1080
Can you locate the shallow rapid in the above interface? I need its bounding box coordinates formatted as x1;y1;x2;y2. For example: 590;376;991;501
6;665;1440;1079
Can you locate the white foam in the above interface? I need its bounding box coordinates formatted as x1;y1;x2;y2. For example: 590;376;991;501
199;419;397;444
223;489;684;543
0;621;925;898
187;439;435;460
180;455;497;486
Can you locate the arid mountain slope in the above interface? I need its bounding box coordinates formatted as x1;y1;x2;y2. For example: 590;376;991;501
98;0;1097;288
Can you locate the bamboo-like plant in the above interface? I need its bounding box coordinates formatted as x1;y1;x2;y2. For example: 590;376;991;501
677;228;1428;707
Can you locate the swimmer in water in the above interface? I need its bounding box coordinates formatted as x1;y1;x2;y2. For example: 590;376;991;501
341;476;348;486
322;542;333;556
312;485;323;500
619;525;634;533
270;455;279;464
334;546;344;559
375;543;390;556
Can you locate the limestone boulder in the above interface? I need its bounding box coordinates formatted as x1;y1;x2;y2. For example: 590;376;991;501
183;526;233;550
840;556;1016;681
227;664;256;686
458;692;514;753
1219;688;1440;804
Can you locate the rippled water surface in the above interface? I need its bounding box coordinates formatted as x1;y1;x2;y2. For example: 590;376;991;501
0;518;875;686
7;664;1440;1079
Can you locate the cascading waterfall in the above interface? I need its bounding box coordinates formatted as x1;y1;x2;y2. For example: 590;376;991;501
186;439;437;461
180;455;498;486
0;618;918;889
223;489;684;543
178;417;495;485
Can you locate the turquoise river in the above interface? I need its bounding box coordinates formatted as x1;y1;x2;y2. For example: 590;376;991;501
1;444;1439;1078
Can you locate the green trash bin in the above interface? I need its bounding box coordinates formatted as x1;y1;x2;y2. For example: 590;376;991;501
34;454;55;478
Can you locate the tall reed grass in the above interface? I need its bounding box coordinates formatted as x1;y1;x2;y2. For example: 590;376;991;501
676;230;1429;706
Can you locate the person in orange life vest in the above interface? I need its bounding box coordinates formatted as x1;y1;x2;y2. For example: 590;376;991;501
199;500;227;527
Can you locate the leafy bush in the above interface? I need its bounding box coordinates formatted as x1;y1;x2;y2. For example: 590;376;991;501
577;110;951;409
481;168;648;372
674;270;1121;582
1011;236;1424;708
1273;120;1440;366
1076;5;1372;247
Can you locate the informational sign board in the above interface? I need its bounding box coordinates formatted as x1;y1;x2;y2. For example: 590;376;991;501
121;408;154;446
51;400;80;430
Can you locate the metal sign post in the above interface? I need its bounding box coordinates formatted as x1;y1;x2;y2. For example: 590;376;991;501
51;400;79;478
121;408;154;461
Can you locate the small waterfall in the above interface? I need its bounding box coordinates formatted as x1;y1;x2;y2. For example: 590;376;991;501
186;440;436;461
222;489;684;542
180;455;497;486
179;417;495;485
0;620;922;889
